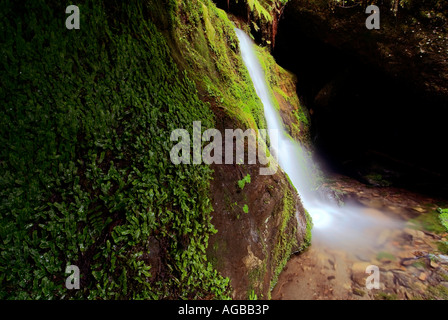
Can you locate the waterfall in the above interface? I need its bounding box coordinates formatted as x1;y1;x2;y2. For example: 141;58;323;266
235;28;402;251
235;28;329;225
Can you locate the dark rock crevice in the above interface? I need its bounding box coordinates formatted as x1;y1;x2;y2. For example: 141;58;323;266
274;0;448;196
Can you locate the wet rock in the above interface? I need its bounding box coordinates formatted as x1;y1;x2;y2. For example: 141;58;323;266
418;272;427;281
430;261;440;269
352;288;365;297
382;271;395;287
351;262;371;287
403;228;425;239
413;281;427;294
242;245;263;270
377;230;392;247
398;250;416;260
392;270;411;288
414;239;426;246
401;258;417;267
436;255;448;264
327;259;335;270
413;207;426;213
355;253;370;262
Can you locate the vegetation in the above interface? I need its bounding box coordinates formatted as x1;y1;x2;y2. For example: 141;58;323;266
375;292;398;300
437;242;448;255
172;0;267;132
410;209;447;234
437;208;448;231
248;289;258;300
427;284;448;300
270;188;311;291
230;0;290;23
238;174;252;190
376;251;396;261
255;45;310;143
0;0;312;301
0;0;231;299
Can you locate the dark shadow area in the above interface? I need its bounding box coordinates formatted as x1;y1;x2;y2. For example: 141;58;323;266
274;2;448;197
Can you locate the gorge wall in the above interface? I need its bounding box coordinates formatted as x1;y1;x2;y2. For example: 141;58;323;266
0;0;311;300
273;0;448;196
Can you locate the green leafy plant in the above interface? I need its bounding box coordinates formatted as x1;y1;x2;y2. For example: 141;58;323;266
238;174;252;190
437;208;448;231
0;0;230;300
248;289;258;300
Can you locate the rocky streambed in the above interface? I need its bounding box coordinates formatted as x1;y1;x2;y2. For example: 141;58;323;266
272;174;448;300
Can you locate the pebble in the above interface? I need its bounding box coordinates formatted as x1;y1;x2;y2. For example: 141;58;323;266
393;271;411;288
437;255;448;264
401;259;416;267
430;260;440;269
404;228;425;239
418;272;427;281
355;253;370;262
377;230;391;247
414;239;426;246
398;250;415;260
413;207;426;213
351;262;372;286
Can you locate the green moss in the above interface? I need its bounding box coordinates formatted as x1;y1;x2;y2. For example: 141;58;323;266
0;0;230;300
270;187;303;291
248;289;258;300
427;284;448;300
255;45;310;141
375;292;398;300
376;252;396;261
238;174;252;190
441;273;448;282
0;0;311;301
208;239;228;271
412;260;427;269
364;173;392;187
172;0;267;132
353;288;366;297
410;210;447;234
247;259;267;299
437;241;448;255
437;208;448;231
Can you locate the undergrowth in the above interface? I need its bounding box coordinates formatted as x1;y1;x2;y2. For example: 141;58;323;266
0;0;229;299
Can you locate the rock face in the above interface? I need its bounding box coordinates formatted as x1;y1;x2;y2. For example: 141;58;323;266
214;0;287;49
274;0;448;196
206;107;311;300
162;0;313;299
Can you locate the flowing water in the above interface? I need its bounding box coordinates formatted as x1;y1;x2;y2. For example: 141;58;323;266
234;29;439;299
235;28;403;251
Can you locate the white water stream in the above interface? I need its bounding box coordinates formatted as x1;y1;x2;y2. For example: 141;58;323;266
235;29;402;252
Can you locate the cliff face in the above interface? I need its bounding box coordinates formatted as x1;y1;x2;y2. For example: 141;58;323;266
213;0;288;49
277;0;448;98
274;0;448;195
0;0;311;299
165;0;312;299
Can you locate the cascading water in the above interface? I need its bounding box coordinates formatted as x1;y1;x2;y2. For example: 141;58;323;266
235;29;402;252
